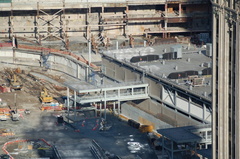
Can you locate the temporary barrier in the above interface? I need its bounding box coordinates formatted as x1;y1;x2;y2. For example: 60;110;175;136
0;43;12;47
128;119;140;129
2;138;52;159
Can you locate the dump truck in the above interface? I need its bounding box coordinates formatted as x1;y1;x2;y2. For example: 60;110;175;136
40;88;53;103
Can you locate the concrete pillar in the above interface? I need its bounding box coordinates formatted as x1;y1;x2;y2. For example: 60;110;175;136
205;130;208;148
188;97;191;115
113;102;116;114
174;91;177;106
74;91;76;122
88;40;91;65
124;5;129;37
142;71;145;82
212;5;217;159
102;6;104;13
118;89;120;115
93;102;97;117
165;3;168;17
145;85;148;95
235;14;240;159
203;104;206;121
159;23;162;29
118;100;120;115
85;66;88;82
12;36;15;48
165;20;168;30
100;102;102;117
67;87;70;123
179;3;182;16
104;91;107;120
76;64;80;79
116;41;118;50
13;48;15;64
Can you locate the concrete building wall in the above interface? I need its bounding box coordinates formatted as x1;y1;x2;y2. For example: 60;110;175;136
212;1;240;159
16;52;39;59
176;97;188;112
0;0;211;39
190;104;203;119
121;101;172;129
102;56;211;123
115;65;125;82
124;68;137;82
0;49;86;79
146;78;162;100
122;99;200;128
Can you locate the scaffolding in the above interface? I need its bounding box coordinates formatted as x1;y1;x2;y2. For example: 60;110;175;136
65;82;149;121
157;125;211;159
36;2;67;47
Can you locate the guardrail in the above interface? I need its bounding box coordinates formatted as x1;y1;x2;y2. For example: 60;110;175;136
90;140;108;159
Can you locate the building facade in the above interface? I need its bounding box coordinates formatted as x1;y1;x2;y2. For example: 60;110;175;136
212;0;240;159
0;0;211;44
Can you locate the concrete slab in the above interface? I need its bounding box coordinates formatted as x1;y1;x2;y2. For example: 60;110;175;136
103;44;212;97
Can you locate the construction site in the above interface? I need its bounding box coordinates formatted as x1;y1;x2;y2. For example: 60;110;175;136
0;0;212;159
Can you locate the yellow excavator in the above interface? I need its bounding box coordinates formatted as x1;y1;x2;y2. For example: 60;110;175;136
40;88;53;103
10;74;23;91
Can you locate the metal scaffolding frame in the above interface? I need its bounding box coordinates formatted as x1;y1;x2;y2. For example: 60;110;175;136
66;83;149;121
161;85;211;123
36;2;67;47
0;0;211;41
157;125;211;159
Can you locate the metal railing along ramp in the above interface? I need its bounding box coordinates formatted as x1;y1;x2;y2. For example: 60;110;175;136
69;83;149;104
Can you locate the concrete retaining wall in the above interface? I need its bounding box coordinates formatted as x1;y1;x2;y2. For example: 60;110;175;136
121;101;172;130
0;49;86;79
122;99;200;129
132;99;200;126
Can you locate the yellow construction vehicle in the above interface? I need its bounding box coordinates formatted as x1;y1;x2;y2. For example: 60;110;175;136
0;129;15;136
10;74;23;91
40;88;53;103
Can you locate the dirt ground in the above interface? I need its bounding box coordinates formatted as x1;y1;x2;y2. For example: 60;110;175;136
0;67;158;159
0;68;67;157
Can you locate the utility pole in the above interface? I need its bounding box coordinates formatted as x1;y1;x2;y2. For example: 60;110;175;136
14;93;17;113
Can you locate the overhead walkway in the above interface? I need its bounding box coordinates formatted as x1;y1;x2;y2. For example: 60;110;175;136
65;81;149;120
69;83;149;104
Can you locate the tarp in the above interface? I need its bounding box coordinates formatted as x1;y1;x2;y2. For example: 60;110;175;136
0;0;11;3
